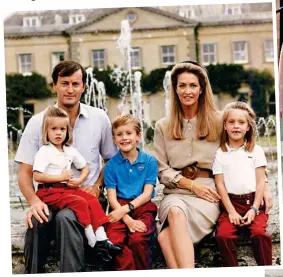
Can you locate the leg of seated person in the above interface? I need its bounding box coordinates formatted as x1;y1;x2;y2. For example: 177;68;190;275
55;208;85;272
24;208;54;273
158;227;178;269
128;204;156;270
166;207;194;268
215;212;238;267
249;211;272;265
107;221;135;270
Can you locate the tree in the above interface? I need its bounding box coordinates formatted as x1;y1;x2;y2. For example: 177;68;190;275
206;64;246;97
6;72;52;134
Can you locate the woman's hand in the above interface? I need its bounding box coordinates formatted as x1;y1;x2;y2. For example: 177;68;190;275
263;188;273;214
192;182;220;203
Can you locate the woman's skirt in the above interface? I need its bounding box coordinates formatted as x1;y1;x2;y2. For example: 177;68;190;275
157;177;220;244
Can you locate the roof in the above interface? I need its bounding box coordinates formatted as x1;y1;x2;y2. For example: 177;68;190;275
4;7;197;38
200;17;272;27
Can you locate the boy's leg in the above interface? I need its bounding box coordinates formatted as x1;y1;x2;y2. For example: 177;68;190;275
215;212;239;267
106;220;136;270
74;189;109;231
249;211;272;265
128;201;157;270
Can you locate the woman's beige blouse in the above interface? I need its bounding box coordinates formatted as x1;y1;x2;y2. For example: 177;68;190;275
154;116;220;194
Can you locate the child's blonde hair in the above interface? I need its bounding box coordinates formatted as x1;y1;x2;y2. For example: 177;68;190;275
42;106;73;145
220;101;256;152
112;113;141;135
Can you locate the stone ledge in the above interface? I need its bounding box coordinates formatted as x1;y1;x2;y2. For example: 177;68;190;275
11;226;281;274
12;241;281;273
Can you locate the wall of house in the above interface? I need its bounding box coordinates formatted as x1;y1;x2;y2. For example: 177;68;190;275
71;27;195;74
198;22;274;74
5;36;69;83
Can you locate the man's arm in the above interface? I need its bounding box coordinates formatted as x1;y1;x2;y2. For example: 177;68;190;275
18;163;49;228
80;159;108;197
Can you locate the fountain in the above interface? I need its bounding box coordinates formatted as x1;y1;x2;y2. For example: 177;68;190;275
163;71;171;117
84;67;108;113
7;16;281;272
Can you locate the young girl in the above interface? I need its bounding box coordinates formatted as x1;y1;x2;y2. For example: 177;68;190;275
104;114;158;270
33;106;121;257
212;101;272;267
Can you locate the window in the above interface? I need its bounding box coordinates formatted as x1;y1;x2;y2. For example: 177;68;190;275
179;8;195;18
23;16;41;27
130;47;141;69
161;45;175;65
201;43;217;65
127;13;137;23
69;14;85;25
92;49;105;70
51;52;65;70
225;6;242;15
18;54;32;75
232;41;248;64
264;39;274;62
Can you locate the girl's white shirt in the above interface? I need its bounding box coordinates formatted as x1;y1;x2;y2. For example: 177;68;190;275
212;144;267;195
33;143;86;185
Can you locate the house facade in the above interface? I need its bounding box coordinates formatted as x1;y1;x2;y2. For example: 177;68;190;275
4;4;275;127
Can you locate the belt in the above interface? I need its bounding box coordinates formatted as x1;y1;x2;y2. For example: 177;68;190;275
228;192;255;200
38;183;68;189
181;164;213;180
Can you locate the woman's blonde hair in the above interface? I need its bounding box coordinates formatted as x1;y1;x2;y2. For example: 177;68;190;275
112;113;141;135
220;101;256;152
168;61;219;141
42;106;73;145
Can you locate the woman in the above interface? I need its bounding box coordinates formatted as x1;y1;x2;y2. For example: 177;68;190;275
154;61;273;269
154;61;221;268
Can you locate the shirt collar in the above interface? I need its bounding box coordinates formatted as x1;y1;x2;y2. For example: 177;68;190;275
46;142;66;152
225;141;247;153
183;115;197;125
116;148;146;164
53;102;89;119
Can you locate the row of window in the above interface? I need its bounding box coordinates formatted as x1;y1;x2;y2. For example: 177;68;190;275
94;39;274;69
202;39;274;65
23;14;85;27
17;39;274;75
179;5;243;18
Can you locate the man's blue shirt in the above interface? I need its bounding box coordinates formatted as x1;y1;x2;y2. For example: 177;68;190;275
104;149;158;199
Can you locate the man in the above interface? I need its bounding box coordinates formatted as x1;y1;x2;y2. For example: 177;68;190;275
15;61;118;273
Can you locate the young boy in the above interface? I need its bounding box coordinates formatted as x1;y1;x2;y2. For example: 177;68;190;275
104;114;158;270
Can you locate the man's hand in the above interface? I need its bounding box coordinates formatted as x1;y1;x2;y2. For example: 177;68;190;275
263;188;273;214
80;184;101;198
26;198;49;228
